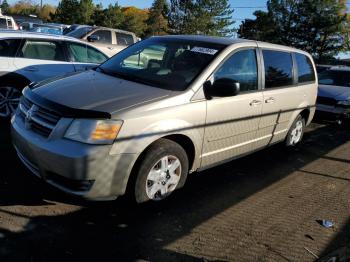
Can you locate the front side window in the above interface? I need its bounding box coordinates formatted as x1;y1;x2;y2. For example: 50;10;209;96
19;40;66;61
116;32;134;46
0;39;22;57
91;30;112;44
319;70;350;87
263;50;293;88
295;53;315;83
99;38;225;91
214;49;258;92
68;42;108;64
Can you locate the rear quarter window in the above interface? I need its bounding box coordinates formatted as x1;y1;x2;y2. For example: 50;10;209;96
295;53;315;83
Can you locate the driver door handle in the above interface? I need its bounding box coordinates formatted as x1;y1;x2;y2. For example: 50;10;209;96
250;100;262;106
265;97;275;104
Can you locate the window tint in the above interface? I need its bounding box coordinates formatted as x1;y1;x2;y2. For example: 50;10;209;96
214;49;258;92
263;50;293;88
20;40;65;61
0;18;7;28
295;53;315;83
116;32;134;46
0;39;21;57
68;42;108;64
91;30;112;44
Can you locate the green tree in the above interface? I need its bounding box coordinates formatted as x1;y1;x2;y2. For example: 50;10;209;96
168;0;234;36
146;0;169;36
238;0;350;62
53;0;80;24
77;0;95;25
99;3;124;28
120;6;148;37
0;0;10;14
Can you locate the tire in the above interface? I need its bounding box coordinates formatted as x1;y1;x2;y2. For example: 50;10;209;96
0;86;21;119
134;139;189;203
285;115;306;147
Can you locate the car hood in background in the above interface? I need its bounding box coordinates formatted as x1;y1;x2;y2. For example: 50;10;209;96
318;85;350;101
31;70;171;114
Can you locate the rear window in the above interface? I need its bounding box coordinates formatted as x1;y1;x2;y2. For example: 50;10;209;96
263;50;293;88
319;70;350;87
20;40;66;61
116;32;134;46
295;53;315;83
0;18;7;29
0;39;22;57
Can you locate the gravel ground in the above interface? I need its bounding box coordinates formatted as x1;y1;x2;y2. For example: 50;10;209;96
0;121;349;262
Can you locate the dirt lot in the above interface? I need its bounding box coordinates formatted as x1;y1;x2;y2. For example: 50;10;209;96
0;120;349;262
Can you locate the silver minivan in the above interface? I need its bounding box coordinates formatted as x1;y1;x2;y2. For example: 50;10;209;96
11;35;317;203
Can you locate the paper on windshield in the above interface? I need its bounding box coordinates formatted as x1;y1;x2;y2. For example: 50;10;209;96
190;47;218;55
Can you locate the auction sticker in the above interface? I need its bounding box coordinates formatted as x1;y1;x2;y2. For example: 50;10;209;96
191;47;218;55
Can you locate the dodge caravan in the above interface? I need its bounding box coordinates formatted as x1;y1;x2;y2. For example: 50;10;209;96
11;35;318;203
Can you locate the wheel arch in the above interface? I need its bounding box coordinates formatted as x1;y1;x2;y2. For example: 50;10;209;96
0;72;31;90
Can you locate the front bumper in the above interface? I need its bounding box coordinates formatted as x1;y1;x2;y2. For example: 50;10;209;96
316;103;350;121
11;114;138;200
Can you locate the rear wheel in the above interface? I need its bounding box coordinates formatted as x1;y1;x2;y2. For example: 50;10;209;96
134;139;189;203
285;115;305;147
0;86;21;119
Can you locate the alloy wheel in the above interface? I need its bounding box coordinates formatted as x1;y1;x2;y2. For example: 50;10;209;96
0;87;21;118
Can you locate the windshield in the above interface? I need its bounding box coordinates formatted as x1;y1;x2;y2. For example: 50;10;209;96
66;26;93;38
99;38;226;91
319;70;350;87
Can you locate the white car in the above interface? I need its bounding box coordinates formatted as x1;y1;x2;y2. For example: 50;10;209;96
0;13;19;30
0;31;108;118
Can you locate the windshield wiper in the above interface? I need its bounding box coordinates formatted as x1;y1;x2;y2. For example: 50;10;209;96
97;68;159;87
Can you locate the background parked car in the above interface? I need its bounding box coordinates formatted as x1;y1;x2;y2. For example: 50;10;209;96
316;66;350;123
0;31;108;118
0;10;19;30
65;26;138;57
20;22;63;35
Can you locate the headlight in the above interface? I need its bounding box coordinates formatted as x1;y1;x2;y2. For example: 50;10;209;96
64;119;123;145
337;100;350;106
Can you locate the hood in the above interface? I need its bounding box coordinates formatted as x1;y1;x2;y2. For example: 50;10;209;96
31;70;171;114
318;85;350;101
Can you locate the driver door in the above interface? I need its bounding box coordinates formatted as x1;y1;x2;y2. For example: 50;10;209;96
201;48;263;168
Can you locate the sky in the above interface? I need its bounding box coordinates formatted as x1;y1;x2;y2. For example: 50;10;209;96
7;0;269;23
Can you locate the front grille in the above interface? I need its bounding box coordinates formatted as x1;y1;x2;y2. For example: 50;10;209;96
317;96;337;106
18;97;61;137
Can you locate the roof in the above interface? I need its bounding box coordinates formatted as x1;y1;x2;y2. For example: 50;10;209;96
0;31;105;52
153;35;311;56
155;35;253;46
328;65;350;71
0;30;83;42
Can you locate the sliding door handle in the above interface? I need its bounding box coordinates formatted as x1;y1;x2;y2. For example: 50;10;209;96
250;100;262;106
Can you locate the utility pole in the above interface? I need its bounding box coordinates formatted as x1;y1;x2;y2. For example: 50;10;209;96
41;0;43;10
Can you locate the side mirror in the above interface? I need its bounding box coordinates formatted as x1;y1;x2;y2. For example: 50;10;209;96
87;35;100;42
204;78;240;98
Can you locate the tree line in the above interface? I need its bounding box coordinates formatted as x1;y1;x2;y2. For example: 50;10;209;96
0;0;234;38
1;0;349;61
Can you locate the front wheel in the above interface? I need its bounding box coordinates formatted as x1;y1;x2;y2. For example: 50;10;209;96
134;139;189;203
285;115;305;147
0;86;21;119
